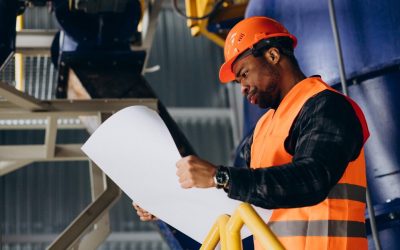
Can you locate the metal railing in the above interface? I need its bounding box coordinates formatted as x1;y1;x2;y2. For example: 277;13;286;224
201;203;284;250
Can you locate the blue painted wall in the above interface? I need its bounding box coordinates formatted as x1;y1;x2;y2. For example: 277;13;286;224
246;0;400;83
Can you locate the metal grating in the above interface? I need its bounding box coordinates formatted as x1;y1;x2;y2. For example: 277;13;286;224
23;6;60;30
0;55;58;100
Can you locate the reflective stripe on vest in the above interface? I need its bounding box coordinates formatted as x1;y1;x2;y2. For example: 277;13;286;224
327;183;366;203
269;220;366;237
250;77;369;250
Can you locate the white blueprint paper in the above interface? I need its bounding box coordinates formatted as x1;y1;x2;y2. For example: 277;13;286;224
81;106;271;243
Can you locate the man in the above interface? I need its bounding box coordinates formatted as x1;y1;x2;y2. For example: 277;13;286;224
136;16;370;249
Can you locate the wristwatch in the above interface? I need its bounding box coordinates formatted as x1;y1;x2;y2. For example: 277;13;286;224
214;166;230;189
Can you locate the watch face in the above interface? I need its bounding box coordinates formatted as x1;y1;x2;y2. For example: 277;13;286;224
216;168;229;187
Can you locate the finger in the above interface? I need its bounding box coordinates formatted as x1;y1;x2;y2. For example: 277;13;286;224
139;215;150;221
133;203;142;211
176;158;184;168
134;205;150;215
177;156;192;167
180;179;193;189
140;214;154;221
136;208;148;215
136;210;145;217
135;206;145;213
179;171;193;185
176;166;185;176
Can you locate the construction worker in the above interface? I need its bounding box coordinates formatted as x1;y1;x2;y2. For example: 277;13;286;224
136;16;370;249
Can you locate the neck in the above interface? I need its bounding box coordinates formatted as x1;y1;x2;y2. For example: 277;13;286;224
279;62;306;101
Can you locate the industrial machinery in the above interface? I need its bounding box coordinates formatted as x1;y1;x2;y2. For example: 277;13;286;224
179;0;248;47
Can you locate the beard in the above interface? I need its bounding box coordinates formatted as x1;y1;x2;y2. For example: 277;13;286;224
257;86;279;109
258;62;281;109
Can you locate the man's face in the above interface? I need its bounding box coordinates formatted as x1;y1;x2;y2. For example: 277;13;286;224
232;50;281;109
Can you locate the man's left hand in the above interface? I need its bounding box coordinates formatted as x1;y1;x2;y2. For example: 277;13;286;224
176;155;217;189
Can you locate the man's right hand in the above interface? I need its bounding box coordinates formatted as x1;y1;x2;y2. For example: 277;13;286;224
132;203;158;221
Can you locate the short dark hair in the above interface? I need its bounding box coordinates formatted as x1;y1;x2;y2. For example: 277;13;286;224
254;37;299;67
232;37;300;69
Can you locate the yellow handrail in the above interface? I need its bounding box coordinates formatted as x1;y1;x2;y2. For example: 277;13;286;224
201;214;230;250
201;203;285;250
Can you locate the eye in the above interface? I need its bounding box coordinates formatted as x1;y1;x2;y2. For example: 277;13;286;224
234;69;248;83
241;71;249;79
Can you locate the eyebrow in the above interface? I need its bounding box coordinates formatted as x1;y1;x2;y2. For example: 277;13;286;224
235;66;245;80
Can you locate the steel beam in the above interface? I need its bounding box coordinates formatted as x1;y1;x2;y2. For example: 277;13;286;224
0;96;157;175
0;99;157;114
2;232;164;244
46;99;158;112
15;30;58;55
45;116;58;158
77;162;111;250
133;0;163;51
46;176;121;250
0;144;86;161
76;217;111;250
0;160;33;176
0;80;49;111
0;80;158;113
131;0;163;75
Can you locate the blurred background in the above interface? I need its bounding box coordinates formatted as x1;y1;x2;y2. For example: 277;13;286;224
1;0;399;249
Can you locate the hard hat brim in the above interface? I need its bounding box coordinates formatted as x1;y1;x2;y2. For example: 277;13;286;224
219;56;237;83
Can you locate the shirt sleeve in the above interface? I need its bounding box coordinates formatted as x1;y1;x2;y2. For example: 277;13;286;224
225;90;364;209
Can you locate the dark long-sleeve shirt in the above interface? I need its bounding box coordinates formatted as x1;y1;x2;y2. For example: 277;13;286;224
225;89;364;209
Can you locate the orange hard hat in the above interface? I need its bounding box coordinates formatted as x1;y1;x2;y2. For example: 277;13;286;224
219;16;297;83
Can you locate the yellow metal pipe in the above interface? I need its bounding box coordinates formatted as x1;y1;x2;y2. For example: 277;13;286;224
200;216;221;250
198;29;225;47
184;0;227;47
218;214;230;250
15;15;25;92
226;208;244;250
201;202;284;250
238;203;285;250
185;0;197;28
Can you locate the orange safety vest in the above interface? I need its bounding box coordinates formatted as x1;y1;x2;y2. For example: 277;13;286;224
251;77;369;250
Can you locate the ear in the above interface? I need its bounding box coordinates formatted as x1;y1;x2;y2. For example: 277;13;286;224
264;47;280;65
